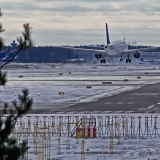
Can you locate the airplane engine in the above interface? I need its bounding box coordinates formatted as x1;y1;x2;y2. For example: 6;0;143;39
95;53;101;59
134;52;140;58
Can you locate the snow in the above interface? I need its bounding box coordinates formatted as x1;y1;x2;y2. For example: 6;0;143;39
1;63;160;105
13;113;160;160
1;63;160;159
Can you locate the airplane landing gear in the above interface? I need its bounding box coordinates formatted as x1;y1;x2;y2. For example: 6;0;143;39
126;54;131;63
120;54;123;62
126;59;131;63
100;58;106;63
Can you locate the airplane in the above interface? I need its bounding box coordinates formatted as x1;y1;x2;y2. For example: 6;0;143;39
0;55;8;61
0;48;8;54
59;23;159;63
0;48;17;62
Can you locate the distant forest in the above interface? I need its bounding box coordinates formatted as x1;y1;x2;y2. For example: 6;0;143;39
3;42;160;63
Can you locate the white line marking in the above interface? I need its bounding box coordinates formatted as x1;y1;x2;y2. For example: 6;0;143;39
62;103;78;108
114;111;123;113
132;93;159;96
103;111;112;113
157;102;160;104
104;102;113;104
126;111;135;113
127;102;136;104
116;102;124;104
147;105;155;108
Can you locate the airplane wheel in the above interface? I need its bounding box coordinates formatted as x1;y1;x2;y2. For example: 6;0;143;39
100;59;105;63
120;59;123;61
126;59;131;63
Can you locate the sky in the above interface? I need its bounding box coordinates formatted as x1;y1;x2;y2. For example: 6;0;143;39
1;0;160;46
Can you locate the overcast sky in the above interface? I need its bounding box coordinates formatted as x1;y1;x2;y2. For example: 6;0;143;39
1;0;160;46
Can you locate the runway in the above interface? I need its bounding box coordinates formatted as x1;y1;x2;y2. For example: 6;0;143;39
60;83;160;114
28;82;160;114
1;63;160;114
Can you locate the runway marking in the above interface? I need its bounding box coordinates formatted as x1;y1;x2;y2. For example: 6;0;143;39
104;102;113;104
153;108;159;110
157;102;160;104
33;107;38;109
132;93;159;96
62;103;78;108
114;111;123;113
103;111;112;113
116;102;124;104
147;105;155;108
127;102;136;104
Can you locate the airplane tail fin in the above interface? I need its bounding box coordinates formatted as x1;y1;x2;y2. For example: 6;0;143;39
106;23;110;45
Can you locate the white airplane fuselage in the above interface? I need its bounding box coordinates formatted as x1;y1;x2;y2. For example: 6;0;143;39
60;23;159;64
104;40;128;56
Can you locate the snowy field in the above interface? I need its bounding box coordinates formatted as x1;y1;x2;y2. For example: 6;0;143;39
1;63;160;107
1;63;160;159
14;114;160;160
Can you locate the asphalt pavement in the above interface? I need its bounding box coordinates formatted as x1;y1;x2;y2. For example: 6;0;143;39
28;82;160;114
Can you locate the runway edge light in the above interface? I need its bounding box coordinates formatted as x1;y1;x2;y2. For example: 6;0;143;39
59;92;64;95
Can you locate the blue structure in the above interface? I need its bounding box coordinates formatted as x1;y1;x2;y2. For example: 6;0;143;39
0;40;17;62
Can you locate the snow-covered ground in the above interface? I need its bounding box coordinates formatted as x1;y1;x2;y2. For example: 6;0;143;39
1;63;160;105
14;114;160;160
1;63;160;159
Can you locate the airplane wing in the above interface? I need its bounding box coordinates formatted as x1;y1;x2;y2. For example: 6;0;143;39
0;48;8;54
58;46;106;54
87;46;104;49
7;49;17;54
121;46;159;54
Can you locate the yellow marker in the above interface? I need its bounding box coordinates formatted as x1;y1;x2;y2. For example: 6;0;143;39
59;92;64;95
